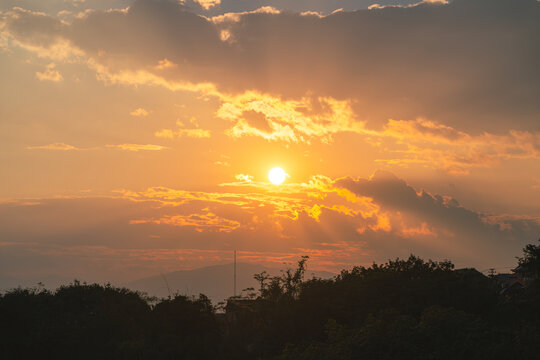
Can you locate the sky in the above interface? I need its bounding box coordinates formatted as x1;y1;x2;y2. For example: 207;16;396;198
0;0;539;286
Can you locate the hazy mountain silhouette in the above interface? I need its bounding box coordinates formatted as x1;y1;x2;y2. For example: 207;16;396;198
126;262;335;302
0;274;74;291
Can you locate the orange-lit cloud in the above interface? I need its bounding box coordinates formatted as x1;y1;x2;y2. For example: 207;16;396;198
35;63;63;81
26;142;78;150
209;6;281;25
130;108;149;116
131;212;241;232
217;93;366;143
1;170;539;284
108;144;167;151
234;174;253;182
177;128;211;138
399;222;437;238
154;58;176;70
194;0;221;11
368;0;448;10
372;119;540;174
155;128;211;139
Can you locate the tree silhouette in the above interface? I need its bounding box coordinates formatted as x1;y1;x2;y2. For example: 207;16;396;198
515;238;540;279
3;246;540;359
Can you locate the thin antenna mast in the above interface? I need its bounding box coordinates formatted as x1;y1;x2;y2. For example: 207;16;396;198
160;272;172;298
234;250;237;297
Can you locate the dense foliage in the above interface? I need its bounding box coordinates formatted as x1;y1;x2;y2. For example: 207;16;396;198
2;240;540;359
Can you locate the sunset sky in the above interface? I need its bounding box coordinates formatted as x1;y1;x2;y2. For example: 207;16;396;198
1;0;539;286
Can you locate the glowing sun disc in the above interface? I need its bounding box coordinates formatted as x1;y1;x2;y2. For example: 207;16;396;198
268;167;287;185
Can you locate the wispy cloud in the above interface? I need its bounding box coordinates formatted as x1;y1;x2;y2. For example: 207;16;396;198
35;63;63;82
155;122;211;139
130;212;241;233
177;128;211;138
26;143;169;152
371;119;540;174
130;108;149;117
108;144;168;151
26;142;78;150
154;58;176;70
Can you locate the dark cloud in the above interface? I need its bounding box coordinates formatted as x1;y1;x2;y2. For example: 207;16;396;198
242;110;273;133
335;170;469;222
0;0;419;16
65;0;227;74
218;0;540;131
3;7;65;46
0;0;131;14
3;0;539;133
190;0;419;15
335;170;540;264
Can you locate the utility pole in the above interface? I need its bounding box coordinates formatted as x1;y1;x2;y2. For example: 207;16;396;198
234;250;237;297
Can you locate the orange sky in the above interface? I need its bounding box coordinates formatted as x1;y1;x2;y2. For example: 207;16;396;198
1;0;539;286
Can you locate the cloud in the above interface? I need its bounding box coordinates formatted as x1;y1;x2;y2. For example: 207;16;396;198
154;58;176;69
35;62;63;81
177;128;211;138
108;143;167;151
208;5;281;24
25;143;170;152
155;128;211;138
154;129;174;138
369;0;448;10
2;171;537;284
218;93;366;143
193;0;221;11
234;174;253;182
26;142;78;150
332;169;538;261
130;107;149;116
155;117;212;138
130;212;241;232
196;0;420;17
371;119;540;174
3;0;539;135
2;7;65;47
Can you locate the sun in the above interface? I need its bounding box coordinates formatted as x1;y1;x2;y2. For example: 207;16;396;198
268;167;288;185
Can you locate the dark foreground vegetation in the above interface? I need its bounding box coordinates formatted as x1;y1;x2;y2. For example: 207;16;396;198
2;240;540;360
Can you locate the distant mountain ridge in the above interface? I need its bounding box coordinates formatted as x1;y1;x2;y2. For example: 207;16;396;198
125;262;335;302
0;274;76;292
